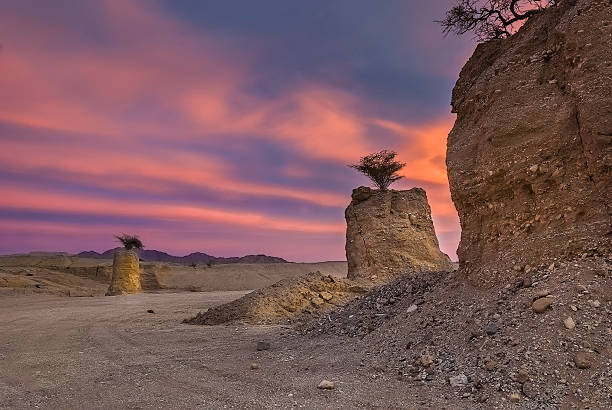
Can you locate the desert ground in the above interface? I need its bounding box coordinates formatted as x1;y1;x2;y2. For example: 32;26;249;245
0;253;347;296
3;258;609;410
0;291;444;410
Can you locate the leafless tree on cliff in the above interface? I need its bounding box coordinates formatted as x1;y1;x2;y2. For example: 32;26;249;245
115;234;144;250
350;150;406;191
438;0;558;41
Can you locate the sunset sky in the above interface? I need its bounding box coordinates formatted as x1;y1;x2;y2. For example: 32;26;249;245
0;0;475;261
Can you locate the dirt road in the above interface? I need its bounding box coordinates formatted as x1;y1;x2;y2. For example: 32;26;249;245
0;292;439;409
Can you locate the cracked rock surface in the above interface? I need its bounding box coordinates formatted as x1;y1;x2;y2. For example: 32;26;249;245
446;0;612;287
345;186;452;282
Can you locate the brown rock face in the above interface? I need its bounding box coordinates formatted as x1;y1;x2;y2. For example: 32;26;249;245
107;249;142;295
447;0;612;285
345;186;452;281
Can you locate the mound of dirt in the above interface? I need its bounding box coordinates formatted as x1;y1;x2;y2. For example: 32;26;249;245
303;256;611;407
0;266;108;297
156;261;347;292
184;272;369;325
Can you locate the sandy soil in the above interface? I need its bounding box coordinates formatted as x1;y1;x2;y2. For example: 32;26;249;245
156;261;348;292
0;253;347;296
0;291;438;410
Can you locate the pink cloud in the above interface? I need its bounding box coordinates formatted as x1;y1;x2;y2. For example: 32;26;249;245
1;187;345;235
0;0;461;260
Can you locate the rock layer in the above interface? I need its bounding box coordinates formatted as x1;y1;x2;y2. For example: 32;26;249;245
345;186;452;281
447;0;612;285
106;249;142;295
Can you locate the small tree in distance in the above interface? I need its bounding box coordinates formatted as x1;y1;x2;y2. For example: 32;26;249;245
115;234;143;250
438;0;558;41
350;150;406;191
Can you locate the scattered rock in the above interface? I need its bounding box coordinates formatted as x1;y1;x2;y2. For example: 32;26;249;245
574;352;593;369
146;309;155;314
532;297;553;313
509;393;521;403
419;354;434;368
564;316;576;329
449;374;468;387
256;341;271;351
522;381;538;399
484;360;497;372
517;369;529;384
319;291;333;302
249;363;260;370
317;380;336;390
534;289;550;300
588;299;601;308
311;296;325;306
485;323;498;335
407;304;418;313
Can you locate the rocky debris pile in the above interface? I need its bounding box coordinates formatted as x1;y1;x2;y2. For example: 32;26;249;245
304;255;611;407
345;186;451;282
301;271;447;338
446;0;612;286
184;272;369;325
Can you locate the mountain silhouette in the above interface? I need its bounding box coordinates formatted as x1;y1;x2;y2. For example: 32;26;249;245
76;248;288;265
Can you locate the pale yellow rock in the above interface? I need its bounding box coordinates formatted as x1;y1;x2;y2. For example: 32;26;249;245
517;369;529;384
319;291;333;301
106;249;141;295
564;316;575;329
509;393;521;403
317;380;336;390
419;354;434;367
532;297;553;313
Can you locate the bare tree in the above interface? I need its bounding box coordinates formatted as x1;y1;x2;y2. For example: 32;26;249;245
350;150;406;191
438;0;558;41
115;234;143;250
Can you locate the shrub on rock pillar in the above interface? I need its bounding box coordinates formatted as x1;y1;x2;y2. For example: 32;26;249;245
106;234;143;296
347;151;452;282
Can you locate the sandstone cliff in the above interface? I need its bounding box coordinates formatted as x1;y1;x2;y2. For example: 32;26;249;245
345;186;452;281
447;0;612;285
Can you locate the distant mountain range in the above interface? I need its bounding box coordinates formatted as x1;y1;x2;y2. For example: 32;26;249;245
76;248;288;265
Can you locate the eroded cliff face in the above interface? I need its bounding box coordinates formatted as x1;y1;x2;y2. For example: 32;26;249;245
345;186;452;281
447;0;612;286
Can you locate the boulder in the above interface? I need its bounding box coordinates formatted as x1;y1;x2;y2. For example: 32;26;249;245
106;249;142;295
447;0;612;285
345;186;452;281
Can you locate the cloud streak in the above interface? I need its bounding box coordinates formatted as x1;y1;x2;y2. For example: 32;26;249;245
0;0;474;260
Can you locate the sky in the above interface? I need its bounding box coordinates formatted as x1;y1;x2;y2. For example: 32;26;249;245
0;0;475;261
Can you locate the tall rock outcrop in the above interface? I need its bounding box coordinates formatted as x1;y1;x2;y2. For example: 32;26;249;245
447;0;612;286
106;249;142;295
345;186;452;281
